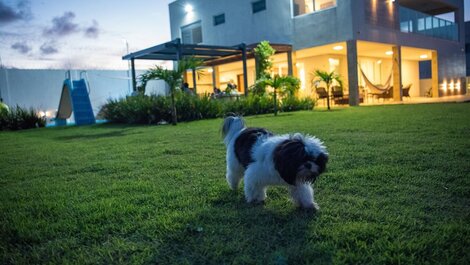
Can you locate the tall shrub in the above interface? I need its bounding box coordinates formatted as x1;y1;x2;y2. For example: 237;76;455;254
0;106;46;131
252;41;276;95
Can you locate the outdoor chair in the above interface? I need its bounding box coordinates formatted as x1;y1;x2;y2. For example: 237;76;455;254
331;86;344;104
402;84;412;98
315;87;329;106
426;87;433;97
376;86;393;101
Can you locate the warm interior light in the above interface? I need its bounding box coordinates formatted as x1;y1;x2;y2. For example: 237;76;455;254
333;45;343;51
385;51;393;55
420;54;428;59
328;58;339;66
207;68;214;73
377;60;382;64
184;4;193;13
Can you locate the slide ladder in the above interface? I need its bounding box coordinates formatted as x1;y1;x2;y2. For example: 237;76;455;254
55;71;95;126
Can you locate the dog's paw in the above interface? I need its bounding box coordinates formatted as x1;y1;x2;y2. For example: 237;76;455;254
301;202;319;211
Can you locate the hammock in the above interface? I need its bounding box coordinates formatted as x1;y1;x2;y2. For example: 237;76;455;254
359;66;392;95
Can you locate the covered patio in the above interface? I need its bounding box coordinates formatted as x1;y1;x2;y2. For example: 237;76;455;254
122;38;293;96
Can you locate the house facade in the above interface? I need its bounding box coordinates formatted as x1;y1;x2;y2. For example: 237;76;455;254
169;0;466;105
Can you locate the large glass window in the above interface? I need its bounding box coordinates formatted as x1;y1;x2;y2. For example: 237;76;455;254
293;0;336;16
181;22;202;44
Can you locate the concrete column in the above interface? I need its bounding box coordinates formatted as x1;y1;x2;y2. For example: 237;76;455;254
287;51;298;77
241;43;249;96
131;58;137;92
183;71;188;83
346;40;359;106
431;51;439;98
392;46;402;101
192;68;197;93
213;66;220;89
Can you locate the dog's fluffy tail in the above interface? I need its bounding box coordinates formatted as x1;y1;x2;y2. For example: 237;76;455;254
221;115;245;145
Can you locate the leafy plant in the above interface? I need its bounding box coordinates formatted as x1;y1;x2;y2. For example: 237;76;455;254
0;105;46;131
252;41;276;95
99;92;313;125
312;70;343;110
140;57;203;125
255;75;300;116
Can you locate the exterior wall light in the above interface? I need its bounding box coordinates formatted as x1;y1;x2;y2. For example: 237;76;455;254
185;4;193;13
441;80;447;92
420;54;428;59
385;51;393;55
207;68;214;73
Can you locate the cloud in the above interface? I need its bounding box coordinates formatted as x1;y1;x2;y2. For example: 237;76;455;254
40;42;58;55
0;0;31;25
11;41;31;54
84;20;99;38
43;11;79;37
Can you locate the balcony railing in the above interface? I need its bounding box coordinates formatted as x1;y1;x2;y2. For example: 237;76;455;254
399;6;459;42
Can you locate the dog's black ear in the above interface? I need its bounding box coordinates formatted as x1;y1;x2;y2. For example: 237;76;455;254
273;140;307;185
316;152;328;174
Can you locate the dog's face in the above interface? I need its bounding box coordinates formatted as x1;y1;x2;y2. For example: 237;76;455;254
274;139;328;185
295;152;328;183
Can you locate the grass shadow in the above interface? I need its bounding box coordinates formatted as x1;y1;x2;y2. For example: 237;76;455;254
153;187;328;264
54;129;139;141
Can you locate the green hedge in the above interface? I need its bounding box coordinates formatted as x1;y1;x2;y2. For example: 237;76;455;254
0;106;46;131
99;92;315;124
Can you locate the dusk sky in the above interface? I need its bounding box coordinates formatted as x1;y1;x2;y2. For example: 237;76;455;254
1;0;470;70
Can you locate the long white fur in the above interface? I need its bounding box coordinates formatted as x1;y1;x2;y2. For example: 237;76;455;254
223;116;327;210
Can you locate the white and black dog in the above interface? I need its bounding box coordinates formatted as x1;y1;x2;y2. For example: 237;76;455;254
222;115;328;210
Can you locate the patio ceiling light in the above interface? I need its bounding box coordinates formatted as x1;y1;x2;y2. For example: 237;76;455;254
185;4;193;13
333;45;343;51
385;51;393;55
420;54;428;59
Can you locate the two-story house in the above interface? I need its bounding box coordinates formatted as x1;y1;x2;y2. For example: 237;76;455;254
124;0;466;105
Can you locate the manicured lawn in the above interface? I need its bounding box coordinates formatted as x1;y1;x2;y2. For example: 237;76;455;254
1;103;469;264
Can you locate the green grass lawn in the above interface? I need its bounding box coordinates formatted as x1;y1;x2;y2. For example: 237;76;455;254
1;103;469;264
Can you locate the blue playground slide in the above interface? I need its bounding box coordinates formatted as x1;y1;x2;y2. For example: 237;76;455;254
55;77;96;126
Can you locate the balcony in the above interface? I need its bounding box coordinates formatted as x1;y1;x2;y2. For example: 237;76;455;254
399;6;458;41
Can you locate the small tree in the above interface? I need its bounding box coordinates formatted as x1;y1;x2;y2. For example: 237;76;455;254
140;57;203;125
312;70;343;111
251;41;276;95
256;75;300;116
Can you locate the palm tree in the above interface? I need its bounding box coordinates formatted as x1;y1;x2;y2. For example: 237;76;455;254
256;74;300;116
312;70;343;110
140;57;203;125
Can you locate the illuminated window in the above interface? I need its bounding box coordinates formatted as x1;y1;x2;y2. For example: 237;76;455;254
293;0;336;16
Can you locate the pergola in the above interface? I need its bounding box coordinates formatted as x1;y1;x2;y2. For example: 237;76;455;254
122;38;293;96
